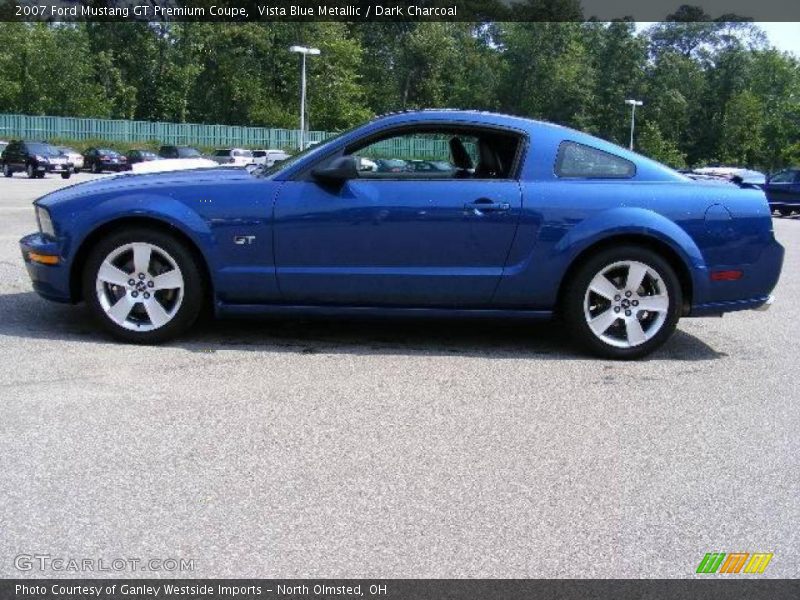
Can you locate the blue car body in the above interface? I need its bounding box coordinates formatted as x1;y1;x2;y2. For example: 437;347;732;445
20;110;783;324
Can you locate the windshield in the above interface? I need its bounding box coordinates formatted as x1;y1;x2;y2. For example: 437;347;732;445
27;143;60;155
259;130;352;177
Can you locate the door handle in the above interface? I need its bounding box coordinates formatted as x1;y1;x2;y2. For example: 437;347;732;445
464;199;511;214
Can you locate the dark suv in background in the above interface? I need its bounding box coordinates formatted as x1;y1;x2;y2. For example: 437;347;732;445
1;141;72;179
158;145;202;159
83;148;128;173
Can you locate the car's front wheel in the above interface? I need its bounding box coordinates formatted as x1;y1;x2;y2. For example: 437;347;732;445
3;163;11;177
61;171;71;179
82;229;204;343
778;207;793;217
563;246;682;359
26;163;36;179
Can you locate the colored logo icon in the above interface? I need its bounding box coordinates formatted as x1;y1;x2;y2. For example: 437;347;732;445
696;553;773;574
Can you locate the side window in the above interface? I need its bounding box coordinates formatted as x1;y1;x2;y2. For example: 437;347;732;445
555;141;635;179
345;129;521;180
769;170;794;184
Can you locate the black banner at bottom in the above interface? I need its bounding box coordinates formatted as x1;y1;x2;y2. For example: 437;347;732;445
2;580;800;600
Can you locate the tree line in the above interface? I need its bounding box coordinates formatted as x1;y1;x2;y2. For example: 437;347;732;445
0;14;798;170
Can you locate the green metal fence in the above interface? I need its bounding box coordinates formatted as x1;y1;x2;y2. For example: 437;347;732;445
0;113;462;160
0;113;332;150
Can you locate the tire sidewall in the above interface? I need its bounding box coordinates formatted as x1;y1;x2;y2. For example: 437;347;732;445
82;228;204;344
564;245;683;359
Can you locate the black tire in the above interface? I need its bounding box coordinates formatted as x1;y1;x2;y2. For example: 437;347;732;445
26;163;36;179
778;207;793;217
91;161;100;174
82;228;205;344
36;171;45;179
61;171;71;179
562;245;682;360
2;163;11;177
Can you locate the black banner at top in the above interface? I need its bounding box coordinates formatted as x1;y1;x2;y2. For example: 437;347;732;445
2;0;800;22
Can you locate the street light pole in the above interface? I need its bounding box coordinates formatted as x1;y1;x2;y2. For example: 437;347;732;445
289;45;320;151
625;99;643;151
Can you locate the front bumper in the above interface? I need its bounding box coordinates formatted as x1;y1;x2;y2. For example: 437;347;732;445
19;233;72;303
40;161;72;173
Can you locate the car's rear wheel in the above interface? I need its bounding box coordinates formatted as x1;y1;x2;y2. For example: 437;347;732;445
563;246;682;359
61;171;71;179
778;207;793;216
26;164;36;179
3;163;11;177
82;228;204;343
92;162;100;174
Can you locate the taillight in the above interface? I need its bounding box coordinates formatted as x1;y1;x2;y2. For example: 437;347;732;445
711;270;743;281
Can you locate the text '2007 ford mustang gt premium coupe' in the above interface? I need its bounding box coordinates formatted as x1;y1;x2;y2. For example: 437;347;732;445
20;111;783;358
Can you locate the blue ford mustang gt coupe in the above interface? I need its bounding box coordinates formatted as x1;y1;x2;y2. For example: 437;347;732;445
20;110;784;358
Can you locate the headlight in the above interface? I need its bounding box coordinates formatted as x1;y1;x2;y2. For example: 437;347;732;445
35;206;56;237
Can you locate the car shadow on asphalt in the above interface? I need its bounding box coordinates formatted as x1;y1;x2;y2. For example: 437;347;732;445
0;291;727;361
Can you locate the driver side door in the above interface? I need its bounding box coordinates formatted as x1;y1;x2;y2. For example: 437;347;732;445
272;126;524;307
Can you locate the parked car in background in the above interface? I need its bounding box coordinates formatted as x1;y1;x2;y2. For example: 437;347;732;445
57;146;84;173
407;159;455;176
760;168;800;216
2;140;72;179
375;158;409;173
83;148;128;173
131;157;218;174
158;145;202;159
211;148;254;167
251;149;290;167
19;110;784;358
126;149;161;165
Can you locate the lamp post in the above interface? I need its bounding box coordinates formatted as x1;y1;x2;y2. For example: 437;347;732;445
625;99;643;151
289;45;320;151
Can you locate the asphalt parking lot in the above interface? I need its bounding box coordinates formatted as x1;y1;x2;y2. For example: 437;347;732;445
0;173;798;578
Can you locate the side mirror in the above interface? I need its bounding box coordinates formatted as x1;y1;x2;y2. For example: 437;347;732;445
311;156;358;183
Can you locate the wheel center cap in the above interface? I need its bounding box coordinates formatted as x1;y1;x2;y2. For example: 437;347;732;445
621;298;631;309
135;281;148;292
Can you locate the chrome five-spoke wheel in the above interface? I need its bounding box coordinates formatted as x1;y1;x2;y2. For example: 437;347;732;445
584;260;669;348
95;242;184;331
84;228;204;343
564;245;681;359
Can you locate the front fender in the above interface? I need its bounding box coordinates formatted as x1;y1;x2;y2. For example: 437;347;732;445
59;192;213;262
52;193;218;302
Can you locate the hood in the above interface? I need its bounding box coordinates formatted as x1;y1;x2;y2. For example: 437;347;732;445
36;166;252;209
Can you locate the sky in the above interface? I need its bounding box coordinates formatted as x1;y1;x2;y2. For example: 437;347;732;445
635;22;800;57
758;23;800;57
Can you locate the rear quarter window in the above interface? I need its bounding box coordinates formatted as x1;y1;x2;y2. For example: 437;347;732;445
555;141;635;179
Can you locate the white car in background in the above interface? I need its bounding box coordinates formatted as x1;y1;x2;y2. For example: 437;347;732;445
251;149;290;167
57;146;84;173
130;157;218;174
211;148;254;167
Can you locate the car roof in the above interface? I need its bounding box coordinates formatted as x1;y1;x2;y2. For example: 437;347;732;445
369;109;567;133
